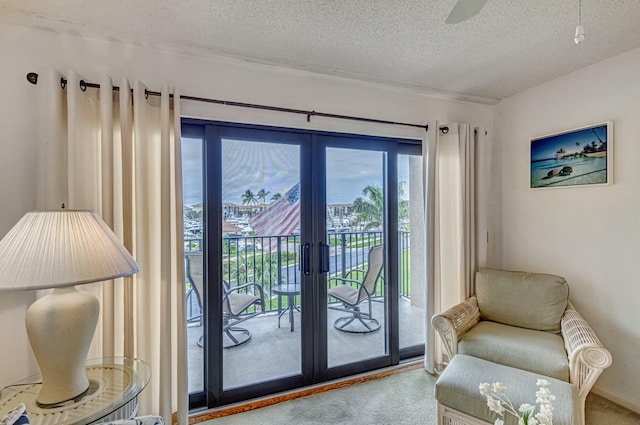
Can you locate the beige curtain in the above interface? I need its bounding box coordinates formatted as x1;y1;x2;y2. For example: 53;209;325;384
423;122;477;373
36;69;188;425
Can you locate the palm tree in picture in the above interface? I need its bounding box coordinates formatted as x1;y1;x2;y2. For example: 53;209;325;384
592;128;607;152
271;193;282;202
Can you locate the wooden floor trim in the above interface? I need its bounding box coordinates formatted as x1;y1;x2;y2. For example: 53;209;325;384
189;361;424;424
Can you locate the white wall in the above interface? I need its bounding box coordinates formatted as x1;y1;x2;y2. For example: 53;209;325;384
495;47;640;412
0;23;494;387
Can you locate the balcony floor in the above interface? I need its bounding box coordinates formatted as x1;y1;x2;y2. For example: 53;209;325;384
187;297;425;392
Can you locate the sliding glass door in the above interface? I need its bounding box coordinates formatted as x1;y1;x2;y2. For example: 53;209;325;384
324;145;389;370
182;120;423;409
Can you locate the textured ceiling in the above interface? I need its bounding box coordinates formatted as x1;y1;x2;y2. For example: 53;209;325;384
1;0;639;103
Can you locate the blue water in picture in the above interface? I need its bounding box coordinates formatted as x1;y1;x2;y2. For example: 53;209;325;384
531;155;607;188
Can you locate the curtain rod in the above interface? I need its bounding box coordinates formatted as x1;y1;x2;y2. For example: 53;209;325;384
439;125;488;136
26;72;429;132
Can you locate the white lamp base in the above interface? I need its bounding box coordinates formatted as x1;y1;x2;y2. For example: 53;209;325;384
25;286;99;405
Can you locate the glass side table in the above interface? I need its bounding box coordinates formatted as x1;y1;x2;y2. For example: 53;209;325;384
0;357;150;425
272;283;301;332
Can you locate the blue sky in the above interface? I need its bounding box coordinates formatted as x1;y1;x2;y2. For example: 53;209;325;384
181;138;412;206
531;124;607;162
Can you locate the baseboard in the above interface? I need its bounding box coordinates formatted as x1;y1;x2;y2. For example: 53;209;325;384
592;383;640;415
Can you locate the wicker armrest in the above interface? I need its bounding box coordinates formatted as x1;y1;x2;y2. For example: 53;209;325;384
561;302;612;402
431;296;480;360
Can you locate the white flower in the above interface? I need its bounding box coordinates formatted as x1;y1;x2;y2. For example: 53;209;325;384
481;379;555;425
536;386;556;405
539;403;554;415
479;382;492;396
519;403;533;413
535;410;553;425
487;396;505;415
492;382;506;394
536;379;550;387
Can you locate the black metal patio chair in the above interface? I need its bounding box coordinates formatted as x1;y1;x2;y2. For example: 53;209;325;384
185;252;265;348
327;244;384;334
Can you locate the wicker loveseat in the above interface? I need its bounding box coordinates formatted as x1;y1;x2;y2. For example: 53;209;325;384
431;268;612;423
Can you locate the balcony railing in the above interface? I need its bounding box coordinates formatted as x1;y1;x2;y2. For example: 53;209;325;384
185;230;410;320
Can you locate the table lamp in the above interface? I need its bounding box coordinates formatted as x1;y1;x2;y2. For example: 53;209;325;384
0;210;140;406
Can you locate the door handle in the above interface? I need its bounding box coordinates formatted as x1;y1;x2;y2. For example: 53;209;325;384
301;243;311;275
319;242;330;274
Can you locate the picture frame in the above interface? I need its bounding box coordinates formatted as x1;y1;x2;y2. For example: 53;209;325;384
530;122;612;189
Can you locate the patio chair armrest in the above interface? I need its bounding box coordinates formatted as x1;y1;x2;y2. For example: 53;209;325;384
431;296;480;360
226;282;265;302
561;303;612;402
344;269;366;280
328;277;362;287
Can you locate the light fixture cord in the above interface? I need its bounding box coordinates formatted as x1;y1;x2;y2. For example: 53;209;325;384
579;0;582;25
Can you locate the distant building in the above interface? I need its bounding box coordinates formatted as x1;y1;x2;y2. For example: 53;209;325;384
223;202;267;220
328;203;354;221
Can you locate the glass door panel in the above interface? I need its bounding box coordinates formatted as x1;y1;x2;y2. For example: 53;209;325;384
325;147;388;368
397;154;425;351
182;136;205;395
221;138;302;389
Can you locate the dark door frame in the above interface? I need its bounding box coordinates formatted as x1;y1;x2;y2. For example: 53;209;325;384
182;118;422;410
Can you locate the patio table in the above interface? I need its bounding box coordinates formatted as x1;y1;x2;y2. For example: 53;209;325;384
272;283;301;332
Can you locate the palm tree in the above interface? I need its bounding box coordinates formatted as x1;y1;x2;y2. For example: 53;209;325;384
241;189;256;206
241;189;257;217
398;181;409;222
352;184;410;231
353;185;383;230
271;192;282;202
257;188;270;204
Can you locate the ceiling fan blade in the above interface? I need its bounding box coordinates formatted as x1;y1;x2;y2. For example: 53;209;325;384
445;0;488;24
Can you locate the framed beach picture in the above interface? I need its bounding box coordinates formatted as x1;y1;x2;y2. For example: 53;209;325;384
530;122;612;189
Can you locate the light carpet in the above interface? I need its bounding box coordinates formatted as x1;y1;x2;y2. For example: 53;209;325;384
204;368;437;425
202;368;640;425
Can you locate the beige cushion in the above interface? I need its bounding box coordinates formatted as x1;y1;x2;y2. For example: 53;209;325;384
476;268;569;332
328;284;360;305
459;321;569;381
225;293;260;315
435;354;579;425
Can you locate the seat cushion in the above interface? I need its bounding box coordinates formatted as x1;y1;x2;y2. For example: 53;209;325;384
226;293;260;315
459;321;569;382
435;354;579;425
476;268;569;332
328;284;359;305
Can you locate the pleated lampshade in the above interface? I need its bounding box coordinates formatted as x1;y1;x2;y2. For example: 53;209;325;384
0;210;140;291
